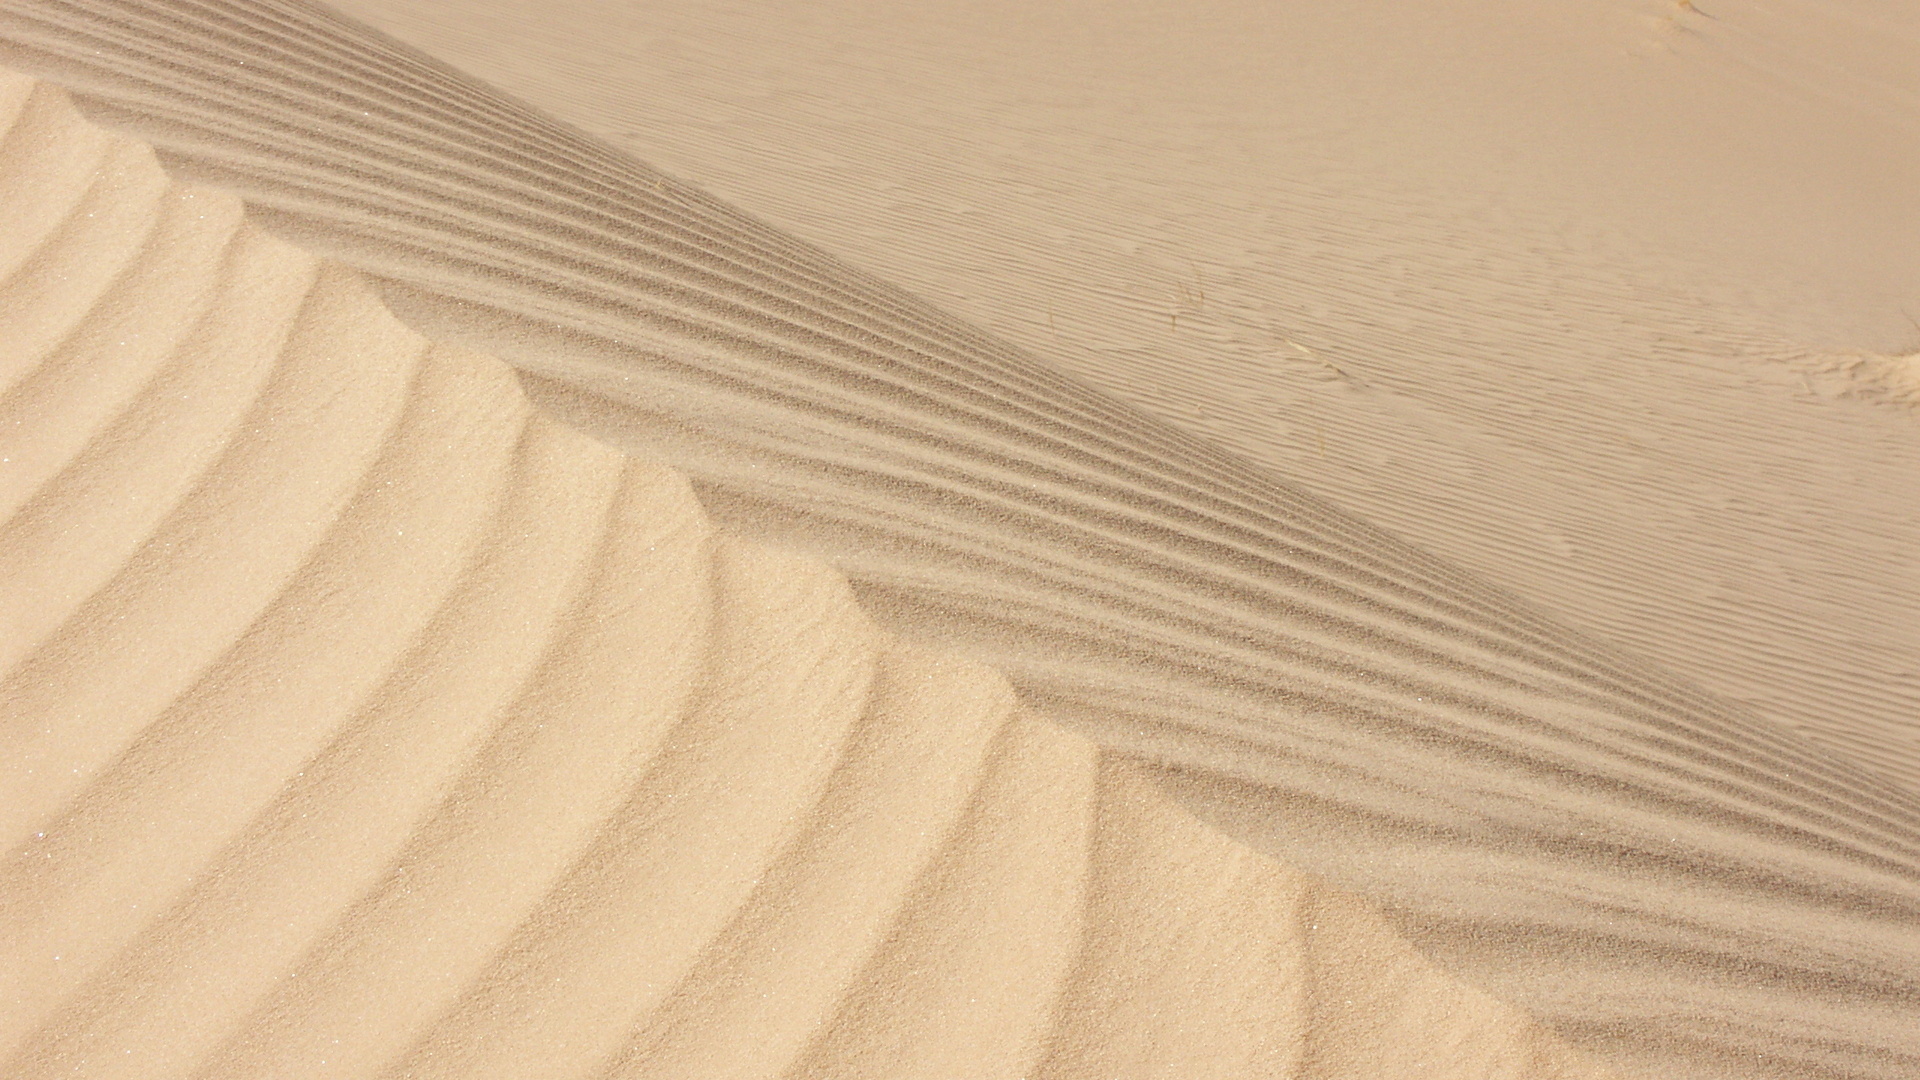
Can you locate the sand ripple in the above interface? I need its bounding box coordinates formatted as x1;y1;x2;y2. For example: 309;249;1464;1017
1;3;1917;1077
0;73;1617;1078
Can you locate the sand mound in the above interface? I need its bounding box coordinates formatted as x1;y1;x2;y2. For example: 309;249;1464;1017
0;71;1611;1079
2;2;1918;1078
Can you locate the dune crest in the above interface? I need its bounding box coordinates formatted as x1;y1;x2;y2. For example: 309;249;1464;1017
1;3;1917;1077
0;71;1615;1080
318;0;1920;796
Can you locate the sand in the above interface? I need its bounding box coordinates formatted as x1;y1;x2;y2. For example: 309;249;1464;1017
0;71;1611;1079
0;1;1915;1078
315;0;1920;790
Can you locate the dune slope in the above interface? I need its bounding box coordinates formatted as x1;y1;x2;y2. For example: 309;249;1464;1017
0;70;1620;1080
312;0;1920;798
0;3;1917;1078
311;0;1920;791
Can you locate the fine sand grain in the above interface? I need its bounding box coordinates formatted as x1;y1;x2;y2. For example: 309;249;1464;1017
0;72;1615;1080
1;2;1917;1078
317;0;1920;793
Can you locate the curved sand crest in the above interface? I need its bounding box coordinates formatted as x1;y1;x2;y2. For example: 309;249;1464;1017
323;0;1920;795
0;71;1617;1079
0;3;1915;1078
320;0;1920;796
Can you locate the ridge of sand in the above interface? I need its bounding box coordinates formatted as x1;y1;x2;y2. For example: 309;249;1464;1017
0;3;1917;1077
313;0;1920;795
319;0;1920;797
0;70;1613;1080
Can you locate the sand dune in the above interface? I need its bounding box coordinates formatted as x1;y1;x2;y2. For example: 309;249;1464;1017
306;0;1920;797
1;2;1917;1078
0;73;1613;1079
314;0;1920;795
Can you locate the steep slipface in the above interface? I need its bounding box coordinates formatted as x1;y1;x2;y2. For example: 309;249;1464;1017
0;5;1916;1077
0;71;1612;1080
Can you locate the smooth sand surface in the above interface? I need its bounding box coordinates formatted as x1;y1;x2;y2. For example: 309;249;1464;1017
1;1;1916;1078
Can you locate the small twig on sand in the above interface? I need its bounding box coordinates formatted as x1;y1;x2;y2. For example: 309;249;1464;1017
1284;336;1353;382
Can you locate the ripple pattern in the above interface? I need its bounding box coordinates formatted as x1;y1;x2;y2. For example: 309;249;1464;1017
0;73;1622;1079
1;5;1917;1077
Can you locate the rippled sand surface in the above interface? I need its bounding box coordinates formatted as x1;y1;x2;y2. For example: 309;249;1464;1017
1;2;1916;1078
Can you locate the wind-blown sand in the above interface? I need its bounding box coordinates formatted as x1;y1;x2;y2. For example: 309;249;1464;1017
315;0;1920;790
0;2;1916;1078
0;71;1612;1080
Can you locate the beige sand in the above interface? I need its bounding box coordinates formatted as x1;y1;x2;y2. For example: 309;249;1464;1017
319;0;1920;789
1;1;1917;1078
0;73;1610;1079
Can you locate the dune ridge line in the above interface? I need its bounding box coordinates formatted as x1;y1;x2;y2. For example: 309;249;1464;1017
0;69;1625;1080
0;2;1917;1076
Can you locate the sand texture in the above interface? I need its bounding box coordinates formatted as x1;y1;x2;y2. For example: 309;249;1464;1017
310;0;1920;796
307;0;1920;797
0;1;1917;1078
0;72;1619;1080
